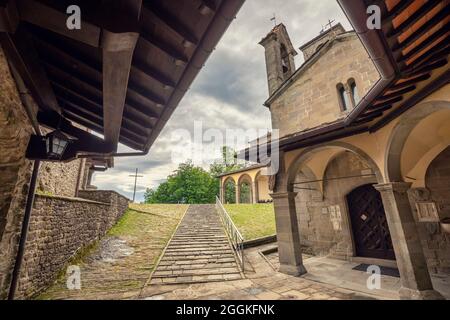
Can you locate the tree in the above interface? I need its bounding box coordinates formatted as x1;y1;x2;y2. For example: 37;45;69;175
144;161;217;204
144;147;245;204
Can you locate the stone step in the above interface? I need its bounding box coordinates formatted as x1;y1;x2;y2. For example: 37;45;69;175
158;257;237;266
153;267;240;278
150;273;242;285
149;204;241;285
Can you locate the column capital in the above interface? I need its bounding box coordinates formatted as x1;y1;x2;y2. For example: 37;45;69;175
270;191;298;200
374;182;412;193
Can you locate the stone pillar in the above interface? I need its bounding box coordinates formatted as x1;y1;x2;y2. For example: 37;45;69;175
219;185;224;203
375;182;444;300
252;181;258;204
235;183;240;204
270;191;306;276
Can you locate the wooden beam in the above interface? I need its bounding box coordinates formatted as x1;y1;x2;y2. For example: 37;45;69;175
369;96;403;110
378;85;416;100
36;111;112;154
383;0;414;22
397;25;449;62
101;1;141;151
370;70;450;132
198;0;217;15
404;58;448;78
0;26;60;112
50;78;155;133
139;34;188;64
141;4;198;46
38;40;165;109
391;7;449;52
390;74;431;91
17;0;101;47
58;96;151;137
388;0;442;37
0;0;19;32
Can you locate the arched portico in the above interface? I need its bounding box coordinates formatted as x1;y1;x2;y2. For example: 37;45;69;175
237;174;253;204
385;100;450;184
222;177;236;204
272;137;444;299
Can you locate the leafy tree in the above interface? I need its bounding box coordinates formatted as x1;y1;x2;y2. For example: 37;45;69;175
144;147;245;204
144;161;217;204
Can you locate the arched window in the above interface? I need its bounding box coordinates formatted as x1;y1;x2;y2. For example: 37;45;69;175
280;44;290;75
348;79;360;106
224;178;236;204
337;83;350;111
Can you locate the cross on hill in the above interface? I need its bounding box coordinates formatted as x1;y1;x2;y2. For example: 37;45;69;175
129;168;144;203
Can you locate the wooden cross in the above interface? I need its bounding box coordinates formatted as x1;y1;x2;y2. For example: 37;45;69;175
129;168;144;203
325;19;335;30
270;13;277;27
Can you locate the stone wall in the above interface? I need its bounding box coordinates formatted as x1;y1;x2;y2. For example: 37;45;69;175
270;33;380;138
300;24;346;61
37;160;85;197
411;147;450;274
294;152;377;257
16;191;129;299
0;47;34;299
292;149;450;275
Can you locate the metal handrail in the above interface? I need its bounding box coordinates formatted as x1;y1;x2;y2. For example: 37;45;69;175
215;196;244;271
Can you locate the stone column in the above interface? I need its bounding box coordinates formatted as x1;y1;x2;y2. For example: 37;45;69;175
375;182;444;300
235;183;240;204
270;191;306;276
252;181;258;204
219;185;224;203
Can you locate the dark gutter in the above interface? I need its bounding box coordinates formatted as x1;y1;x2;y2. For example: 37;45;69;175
8;160;40;300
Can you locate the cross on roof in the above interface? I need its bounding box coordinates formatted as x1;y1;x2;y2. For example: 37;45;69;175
270;13;277;27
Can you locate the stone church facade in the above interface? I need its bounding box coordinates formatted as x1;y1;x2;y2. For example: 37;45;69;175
220;15;449;300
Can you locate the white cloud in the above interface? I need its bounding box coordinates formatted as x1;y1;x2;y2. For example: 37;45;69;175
93;0;352;202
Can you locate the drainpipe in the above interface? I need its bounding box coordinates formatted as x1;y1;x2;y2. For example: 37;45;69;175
8;159;40;300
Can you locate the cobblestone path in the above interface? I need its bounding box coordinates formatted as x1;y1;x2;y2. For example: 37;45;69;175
150;205;242;285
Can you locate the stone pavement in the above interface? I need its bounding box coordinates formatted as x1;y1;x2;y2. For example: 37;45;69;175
149;205;242;285
139;244;384;300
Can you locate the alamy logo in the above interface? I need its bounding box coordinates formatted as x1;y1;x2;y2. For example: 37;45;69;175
366;265;381;290
366;5;381;30
66;5;81;30
66;265;81;290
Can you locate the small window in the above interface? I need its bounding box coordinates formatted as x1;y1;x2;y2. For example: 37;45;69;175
280;44;289;74
337;83;349;111
348;79;360;106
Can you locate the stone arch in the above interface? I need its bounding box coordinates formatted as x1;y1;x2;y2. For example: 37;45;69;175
385;100;450;182
237;174;253;204
222;176;236;204
286;141;384;192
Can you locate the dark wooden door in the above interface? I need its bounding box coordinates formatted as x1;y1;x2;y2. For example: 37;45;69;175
347;184;395;260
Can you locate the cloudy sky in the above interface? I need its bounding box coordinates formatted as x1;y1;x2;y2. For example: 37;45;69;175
93;0;353;202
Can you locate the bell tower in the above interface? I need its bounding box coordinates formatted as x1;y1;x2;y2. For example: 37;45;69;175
259;23;297;96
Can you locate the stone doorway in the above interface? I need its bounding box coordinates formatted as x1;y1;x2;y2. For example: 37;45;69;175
346;184;395;260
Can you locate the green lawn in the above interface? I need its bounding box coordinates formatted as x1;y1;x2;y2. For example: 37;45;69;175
224;204;276;240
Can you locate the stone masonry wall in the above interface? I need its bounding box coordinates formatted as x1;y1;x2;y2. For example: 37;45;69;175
16;191;129;299
411;147;450;274
270;33;380;139
38;159;84;197
300;24;346;61
0;47;34;299
294;152;377;257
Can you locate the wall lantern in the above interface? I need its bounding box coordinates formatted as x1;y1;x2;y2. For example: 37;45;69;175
44;129;72;160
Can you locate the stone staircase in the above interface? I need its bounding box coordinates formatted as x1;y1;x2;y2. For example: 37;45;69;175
149;205;242;285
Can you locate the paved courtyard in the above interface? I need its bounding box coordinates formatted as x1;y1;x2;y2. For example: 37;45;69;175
36;204;423;300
